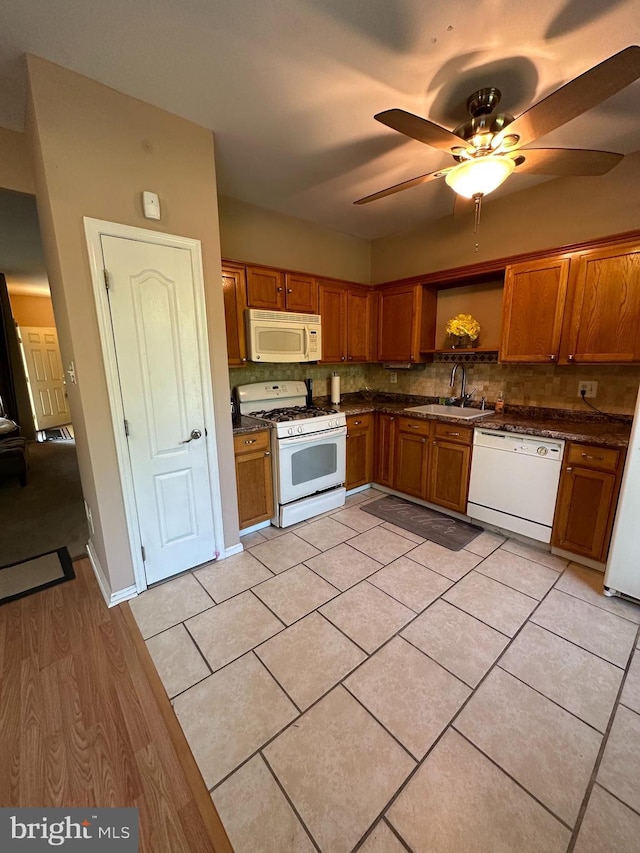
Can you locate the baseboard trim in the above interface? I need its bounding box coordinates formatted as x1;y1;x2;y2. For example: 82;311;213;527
86;540;138;607
223;542;244;558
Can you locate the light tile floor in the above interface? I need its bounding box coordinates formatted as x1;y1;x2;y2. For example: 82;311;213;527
130;488;640;853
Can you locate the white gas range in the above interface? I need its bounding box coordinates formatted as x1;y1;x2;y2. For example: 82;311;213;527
236;381;347;528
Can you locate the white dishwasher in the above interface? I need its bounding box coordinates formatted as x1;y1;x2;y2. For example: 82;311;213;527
467;429;565;543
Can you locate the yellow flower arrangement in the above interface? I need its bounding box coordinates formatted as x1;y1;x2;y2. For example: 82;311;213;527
446;313;480;341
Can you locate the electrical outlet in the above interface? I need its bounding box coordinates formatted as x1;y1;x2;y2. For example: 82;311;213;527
578;381;598;398
389;371;397;384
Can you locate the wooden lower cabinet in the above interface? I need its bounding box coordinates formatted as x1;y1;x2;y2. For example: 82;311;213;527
373;413;472;511
552;442;624;562
233;430;274;529
345;413;374;490
374;413;396;487
395;416;430;498
429;423;473;513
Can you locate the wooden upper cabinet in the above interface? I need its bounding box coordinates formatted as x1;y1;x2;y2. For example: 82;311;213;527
347;287;376;362
284;273;318;314
222;262;248;366
246;266;285;310
377;284;436;363
561;242;640;363
318;282;377;363
245;266;318;313
318;284;347;363
501;257;570;363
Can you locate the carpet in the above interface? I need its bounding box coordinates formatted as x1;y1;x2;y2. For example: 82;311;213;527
0;546;75;605
362;495;483;551
0;440;89;565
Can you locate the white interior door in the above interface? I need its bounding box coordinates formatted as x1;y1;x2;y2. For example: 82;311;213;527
101;234;217;585
18;326;70;430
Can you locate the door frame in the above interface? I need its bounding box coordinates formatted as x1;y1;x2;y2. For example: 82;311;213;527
84;217;225;594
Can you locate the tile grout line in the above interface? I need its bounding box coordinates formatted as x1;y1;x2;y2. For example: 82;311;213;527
259;751;322;853
360;566;577;849
566;621;640;852
591;779;640;821
544;583;640;626
140;510;639;852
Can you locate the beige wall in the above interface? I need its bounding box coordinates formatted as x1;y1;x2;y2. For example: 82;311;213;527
9;292;55;327
219;195;371;284
0;127;35;195
26;55;237;595
370;151;640;283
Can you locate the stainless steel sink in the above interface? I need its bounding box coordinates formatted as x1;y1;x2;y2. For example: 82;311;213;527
404;404;495;420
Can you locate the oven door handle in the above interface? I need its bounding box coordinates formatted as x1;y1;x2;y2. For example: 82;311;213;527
278;425;347;447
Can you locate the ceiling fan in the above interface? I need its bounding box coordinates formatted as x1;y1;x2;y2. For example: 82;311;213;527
355;46;640;207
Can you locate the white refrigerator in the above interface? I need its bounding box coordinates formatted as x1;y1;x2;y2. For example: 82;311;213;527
604;385;640;601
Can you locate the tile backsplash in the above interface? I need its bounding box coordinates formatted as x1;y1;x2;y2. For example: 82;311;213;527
229;362;640;415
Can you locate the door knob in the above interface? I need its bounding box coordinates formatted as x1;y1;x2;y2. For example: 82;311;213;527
182;429;202;443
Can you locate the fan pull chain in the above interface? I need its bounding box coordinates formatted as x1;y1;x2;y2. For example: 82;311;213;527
473;193;482;251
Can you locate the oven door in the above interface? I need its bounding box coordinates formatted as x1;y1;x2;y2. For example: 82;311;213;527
275;426;346;504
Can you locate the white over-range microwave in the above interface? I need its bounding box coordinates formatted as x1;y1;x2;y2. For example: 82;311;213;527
245;308;322;363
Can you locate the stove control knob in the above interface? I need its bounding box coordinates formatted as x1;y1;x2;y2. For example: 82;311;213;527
287;427;294;436
297;425;304;434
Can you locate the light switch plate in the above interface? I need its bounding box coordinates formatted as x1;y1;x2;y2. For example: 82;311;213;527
142;191;161;220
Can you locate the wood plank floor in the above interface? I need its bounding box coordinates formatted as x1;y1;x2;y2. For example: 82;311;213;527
0;558;233;852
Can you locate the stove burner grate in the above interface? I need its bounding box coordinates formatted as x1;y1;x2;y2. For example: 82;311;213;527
249;405;338;422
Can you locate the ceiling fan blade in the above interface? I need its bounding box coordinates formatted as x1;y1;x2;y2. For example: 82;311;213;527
354;167;452;204
375;108;466;152
511;147;624;176
501;46;640;149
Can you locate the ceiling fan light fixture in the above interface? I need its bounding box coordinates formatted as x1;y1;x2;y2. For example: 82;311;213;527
445;154;516;198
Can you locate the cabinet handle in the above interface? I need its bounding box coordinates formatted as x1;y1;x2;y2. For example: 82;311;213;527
353;420;361;425
264;451;270;457
432;440;437;446
341;356;345;361
244;438;257;445
348;356;353;361
581;453;604;461
390;417;395;422
566;467;573;472
549;354;556;361
241;357;247;362
447;431;460;436
287;288;292;293
568;354;575;362
421;438;426;443
408;424;421;429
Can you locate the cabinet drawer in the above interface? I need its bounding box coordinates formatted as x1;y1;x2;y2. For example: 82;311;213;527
347;413;373;432
234;430;270;456
566;443;619;472
434;422;473;445
397;416;430;437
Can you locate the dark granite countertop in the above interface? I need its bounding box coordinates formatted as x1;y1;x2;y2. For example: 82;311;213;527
232;416;272;437
328;393;632;449
231;393;631;448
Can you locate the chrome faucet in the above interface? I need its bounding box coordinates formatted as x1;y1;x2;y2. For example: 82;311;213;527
450;362;467;406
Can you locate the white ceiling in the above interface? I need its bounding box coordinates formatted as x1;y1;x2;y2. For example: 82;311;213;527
0;0;638;240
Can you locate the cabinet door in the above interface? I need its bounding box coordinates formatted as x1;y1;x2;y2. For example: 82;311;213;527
234;432;274;529
395;420;430;499
347;288;375;362
563;243;640;363
246;266;285;310
552;466;616;561
222;264;248;366
285;273;318;314
318;284;347;363
501;257;569;363
377;286;417;362
374;413;396;487
345;414;373;490
428;439;471;513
